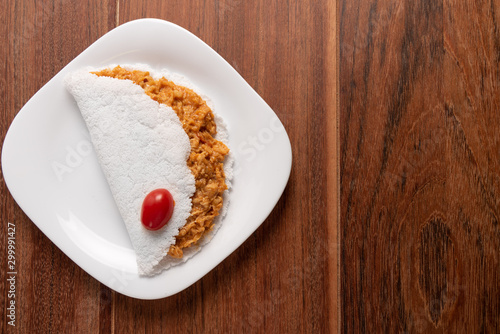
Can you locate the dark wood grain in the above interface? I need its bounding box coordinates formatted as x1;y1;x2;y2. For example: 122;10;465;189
1;0;338;333
340;0;500;332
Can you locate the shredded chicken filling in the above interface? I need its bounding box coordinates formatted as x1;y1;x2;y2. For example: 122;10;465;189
94;66;229;258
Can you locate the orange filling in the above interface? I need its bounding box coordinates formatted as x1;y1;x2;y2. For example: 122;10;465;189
93;66;229;258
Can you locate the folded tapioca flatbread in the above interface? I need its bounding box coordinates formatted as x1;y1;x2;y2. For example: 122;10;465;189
65;65;232;276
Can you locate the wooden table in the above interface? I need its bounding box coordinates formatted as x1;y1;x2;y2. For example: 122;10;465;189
0;0;498;333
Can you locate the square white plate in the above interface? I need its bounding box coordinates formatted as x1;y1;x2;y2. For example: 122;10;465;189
1;19;292;299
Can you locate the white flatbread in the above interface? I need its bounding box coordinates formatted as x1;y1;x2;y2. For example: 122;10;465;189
66;70;195;276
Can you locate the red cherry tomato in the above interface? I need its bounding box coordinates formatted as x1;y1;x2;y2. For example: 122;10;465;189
141;188;175;231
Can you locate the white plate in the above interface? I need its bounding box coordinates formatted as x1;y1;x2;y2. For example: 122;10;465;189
1;19;292;299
